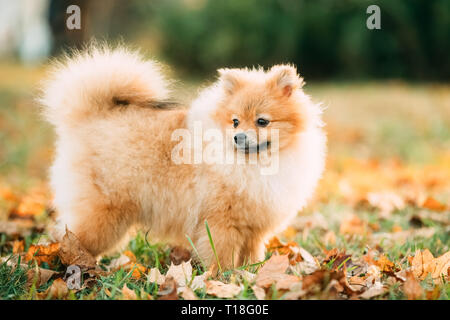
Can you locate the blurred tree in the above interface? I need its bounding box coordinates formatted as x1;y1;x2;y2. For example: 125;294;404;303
130;0;449;81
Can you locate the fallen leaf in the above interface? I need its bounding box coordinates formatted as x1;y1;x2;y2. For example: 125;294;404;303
12;240;24;254
255;255;290;288
121;285;138;300
125;263;147;279
282;282;307;300
425;286;441;300
180;287;198;300
147;268;166;285
14;188;48;218
375;254;396;274
108;254;131;270
265;237;303;264
123;250;136;262
251;285;266;300
25;242;60;268
166;260;192;288
190;272;209;291
403;271;423;300
359;281;386;299
339;214;368;236
158;276;178;300
58;228;97;269
39;278;69;299
290;247;320;275
27;266;59;288
366;191;405;217
324;249;353;271
422;197;446;212
323;231;336;246
411;249;450;282
206;280;241;298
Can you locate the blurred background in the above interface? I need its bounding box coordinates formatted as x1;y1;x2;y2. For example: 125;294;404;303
0;0;449;207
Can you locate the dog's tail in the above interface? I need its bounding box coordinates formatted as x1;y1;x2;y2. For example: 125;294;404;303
39;44;172;130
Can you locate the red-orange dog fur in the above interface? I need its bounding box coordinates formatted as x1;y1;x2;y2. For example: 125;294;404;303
40;45;326;271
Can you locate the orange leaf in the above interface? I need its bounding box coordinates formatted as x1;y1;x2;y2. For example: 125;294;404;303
422;197;446;212
12;240;25;254
403;271;423;300
339;214;368;236
265;237;302;264
25;242;60;268
125;263;147;279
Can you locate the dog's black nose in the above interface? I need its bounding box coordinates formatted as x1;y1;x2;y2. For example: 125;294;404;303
234;133;247;145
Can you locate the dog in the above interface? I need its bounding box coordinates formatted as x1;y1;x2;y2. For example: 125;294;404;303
40;45;326;271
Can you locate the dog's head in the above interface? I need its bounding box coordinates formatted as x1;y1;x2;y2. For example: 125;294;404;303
212;65;307;154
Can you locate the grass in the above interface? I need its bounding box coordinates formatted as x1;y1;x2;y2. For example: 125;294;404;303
0;63;449;299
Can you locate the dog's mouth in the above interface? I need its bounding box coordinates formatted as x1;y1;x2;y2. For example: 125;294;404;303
236;141;271;154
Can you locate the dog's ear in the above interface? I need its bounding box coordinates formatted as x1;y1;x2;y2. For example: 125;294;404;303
218;68;242;95
269;65;304;97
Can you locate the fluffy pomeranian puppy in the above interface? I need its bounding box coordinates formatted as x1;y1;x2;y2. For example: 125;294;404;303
40;45;326;270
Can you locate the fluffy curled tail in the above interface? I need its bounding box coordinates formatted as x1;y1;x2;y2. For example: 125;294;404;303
39;44;172;130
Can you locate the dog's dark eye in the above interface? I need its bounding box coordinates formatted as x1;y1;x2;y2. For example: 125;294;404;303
233;119;240;128
256;118;270;127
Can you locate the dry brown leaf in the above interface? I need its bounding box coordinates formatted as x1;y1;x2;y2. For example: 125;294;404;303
206;280;241;298
180;287;198;300
422;197;446;212
58;228;97;269
147;268;166;285
358;281;386;299
275;275;302;291
411;249;450;282
158;276;178;300
255;254;289;288
403;271;423;300
121;285;138;300
190;272;209;291
166;260;192;288
38;278;69;299
27;266;58;288
283;282;307;300
251;285;266;300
